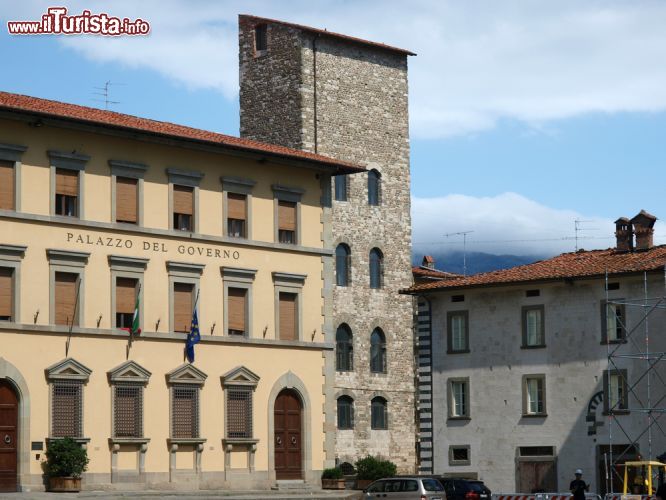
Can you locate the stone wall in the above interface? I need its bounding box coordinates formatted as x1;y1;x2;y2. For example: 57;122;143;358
239;17;416;473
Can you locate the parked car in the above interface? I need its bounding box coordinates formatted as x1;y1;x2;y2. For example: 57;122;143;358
363;476;446;499
438;478;491;500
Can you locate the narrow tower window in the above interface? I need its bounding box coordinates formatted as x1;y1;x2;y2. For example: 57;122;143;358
255;24;267;52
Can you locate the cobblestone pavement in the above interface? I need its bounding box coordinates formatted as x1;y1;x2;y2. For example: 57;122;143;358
0;490;363;500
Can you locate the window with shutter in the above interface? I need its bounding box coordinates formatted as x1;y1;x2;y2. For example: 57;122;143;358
173;282;194;333
0;160;15;210
277;200;296;244
55;168;79;217
55;272;78;326
116;277;137;328
278;292;297;340
114;383;143;437
227;193;247;238
116;177;138;223
334;175;348;202
227;287;247;335
171;384;199;438
51;380;83;437
0;267;13;321
227;386;252;438
173;185;193;231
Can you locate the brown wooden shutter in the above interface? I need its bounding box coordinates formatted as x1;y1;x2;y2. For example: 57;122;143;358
279;292;297;340
228;288;246;333
0;160;14;210
0;268;13;319
55;168;78;196
116;177;138;223
227;193;246;220
173;185;193;215
55;272;78;326
174;283;193;333
278;201;296;231
116;278;136;314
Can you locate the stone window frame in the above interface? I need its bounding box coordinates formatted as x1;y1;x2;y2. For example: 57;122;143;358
448;445;471;466
272;184;304;246
447;377;471;420
166;168;205;234
447;310;470;354
335;243;351;287
253;23;268;56
336;394;354;430
367;169;382;206
369;247;384;289
521;305;546;349
335;323;354;372
221;176;256;239
334;174;348;202
604;369;629;415
0;142;27;211
272;272;306;341
601;299;627;344
370;395;388;430
109;160;148;226
522;374;547;417
369;327;387;374
109;256;149;332
0;245;27;323
221;266;257;338
47;249;90;327
167;261;205;334
48;150;90;219
45;358;92;443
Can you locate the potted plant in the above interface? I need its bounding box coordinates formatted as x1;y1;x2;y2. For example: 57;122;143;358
321;467;345;489
45;437;89;492
355;455;397;490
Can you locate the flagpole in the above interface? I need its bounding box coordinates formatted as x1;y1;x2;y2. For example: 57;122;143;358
65;277;82;357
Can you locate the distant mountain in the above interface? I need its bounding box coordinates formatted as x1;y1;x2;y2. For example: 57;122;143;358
413;251;545;275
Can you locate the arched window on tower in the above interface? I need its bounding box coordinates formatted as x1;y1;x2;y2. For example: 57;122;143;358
370;328;387;373
336;324;353;371
369;248;384;289
337;395;354;429
368;169;381;206
336;244;351;287
371;396;388;429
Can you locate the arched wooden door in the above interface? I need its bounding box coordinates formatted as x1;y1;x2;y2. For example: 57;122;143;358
0;380;18;492
274;389;302;480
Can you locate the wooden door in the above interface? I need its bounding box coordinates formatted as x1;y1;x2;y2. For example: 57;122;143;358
0;380;18;492
274;389;302;480
518;460;556;493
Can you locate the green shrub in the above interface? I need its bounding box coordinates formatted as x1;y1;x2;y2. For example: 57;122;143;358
355;455;397;481
45;438;89;478
322;467;344;479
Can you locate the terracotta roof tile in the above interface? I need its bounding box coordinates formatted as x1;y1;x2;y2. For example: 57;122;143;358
0;91;365;174
241;14;416;56
412;266;461;280
403;246;666;293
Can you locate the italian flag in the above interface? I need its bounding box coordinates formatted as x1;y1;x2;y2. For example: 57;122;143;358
130;290;141;336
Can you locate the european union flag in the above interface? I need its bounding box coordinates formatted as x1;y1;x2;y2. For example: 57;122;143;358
185;309;200;363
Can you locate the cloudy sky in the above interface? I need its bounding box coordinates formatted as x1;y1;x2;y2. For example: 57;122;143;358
2;1;665;258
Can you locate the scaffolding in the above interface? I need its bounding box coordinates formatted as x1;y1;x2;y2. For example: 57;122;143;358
604;266;666;494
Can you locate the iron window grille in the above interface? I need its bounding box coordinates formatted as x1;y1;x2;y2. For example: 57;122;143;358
171;384;199;439
51;380;83;437
227;386;253;439
113;383;143;438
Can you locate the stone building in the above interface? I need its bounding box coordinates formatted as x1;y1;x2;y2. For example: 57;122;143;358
0;89;364;492
403;212;666;494
239;15;417;472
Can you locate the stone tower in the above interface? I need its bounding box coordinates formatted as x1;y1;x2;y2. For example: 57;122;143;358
239;15;416;472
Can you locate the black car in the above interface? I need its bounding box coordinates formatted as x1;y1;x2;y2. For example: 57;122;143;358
438;478;491;500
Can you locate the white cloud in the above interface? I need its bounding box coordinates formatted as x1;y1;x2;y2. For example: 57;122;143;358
5;1;666;138
412;193;666;256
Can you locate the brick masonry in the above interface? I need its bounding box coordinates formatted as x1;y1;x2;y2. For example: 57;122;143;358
239;17;416;472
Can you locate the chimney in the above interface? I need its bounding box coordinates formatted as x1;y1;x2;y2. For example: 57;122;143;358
422;255;435;269
630;210;657;251
614;217;633;252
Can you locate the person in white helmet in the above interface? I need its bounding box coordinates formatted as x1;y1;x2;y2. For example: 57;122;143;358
570;469;589;500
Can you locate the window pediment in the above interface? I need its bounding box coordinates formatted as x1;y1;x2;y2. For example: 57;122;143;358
167;363;207;386
107;360;151;384
221;365;260;388
46;357;92;382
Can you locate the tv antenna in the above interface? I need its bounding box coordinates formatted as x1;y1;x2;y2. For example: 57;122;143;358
445;230;474;276
574;219;599;252
92;81;124;110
